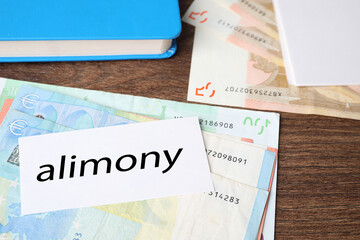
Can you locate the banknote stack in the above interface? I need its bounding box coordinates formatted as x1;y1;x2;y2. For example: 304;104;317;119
0;77;279;240
183;0;360;120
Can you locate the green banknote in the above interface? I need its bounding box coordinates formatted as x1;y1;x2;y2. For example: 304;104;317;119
0;78;280;148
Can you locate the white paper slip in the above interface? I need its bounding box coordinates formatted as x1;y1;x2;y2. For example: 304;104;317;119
273;0;360;86
19;117;213;215
202;131;276;191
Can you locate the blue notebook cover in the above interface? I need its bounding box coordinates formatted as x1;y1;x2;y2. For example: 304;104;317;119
0;0;181;62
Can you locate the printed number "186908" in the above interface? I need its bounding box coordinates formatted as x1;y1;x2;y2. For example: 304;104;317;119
199;119;234;129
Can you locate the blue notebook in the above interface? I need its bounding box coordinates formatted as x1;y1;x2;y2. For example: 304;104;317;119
0;0;181;62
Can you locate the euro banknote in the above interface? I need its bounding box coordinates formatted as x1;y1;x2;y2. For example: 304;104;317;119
182;0;284;67
187;27;360;120
203;131;275;191
0;174;178;240
0;174;267;240
216;0;279;40
170;174;268;240
11;84;135;129
0;77;280;240
0;79;280;148
0;110;71;181
0;110;269;239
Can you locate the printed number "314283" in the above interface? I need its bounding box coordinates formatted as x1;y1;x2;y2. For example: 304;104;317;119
208;191;239;204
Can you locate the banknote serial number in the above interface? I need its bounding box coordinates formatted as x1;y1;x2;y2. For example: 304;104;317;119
218;19;267;44
174;117;234;129
225;87;282;97
205;149;247;164
240;0;267;17
199;119;234;129
207;191;240;204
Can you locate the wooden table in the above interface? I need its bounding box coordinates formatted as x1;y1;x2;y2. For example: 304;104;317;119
0;1;359;239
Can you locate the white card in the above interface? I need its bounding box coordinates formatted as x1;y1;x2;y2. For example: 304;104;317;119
273;0;360;86
19;117;213;215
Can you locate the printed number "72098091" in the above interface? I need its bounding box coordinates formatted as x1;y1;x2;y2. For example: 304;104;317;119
205;149;247;164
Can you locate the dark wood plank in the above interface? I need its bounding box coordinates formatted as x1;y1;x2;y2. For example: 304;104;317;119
0;0;359;239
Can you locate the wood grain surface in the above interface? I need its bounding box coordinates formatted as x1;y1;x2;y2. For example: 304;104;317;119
0;1;359;239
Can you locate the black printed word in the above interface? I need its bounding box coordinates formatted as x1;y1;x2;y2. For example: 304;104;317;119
36;148;184;182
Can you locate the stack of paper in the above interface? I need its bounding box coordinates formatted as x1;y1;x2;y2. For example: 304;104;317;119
0;77;279;240
183;0;360;120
